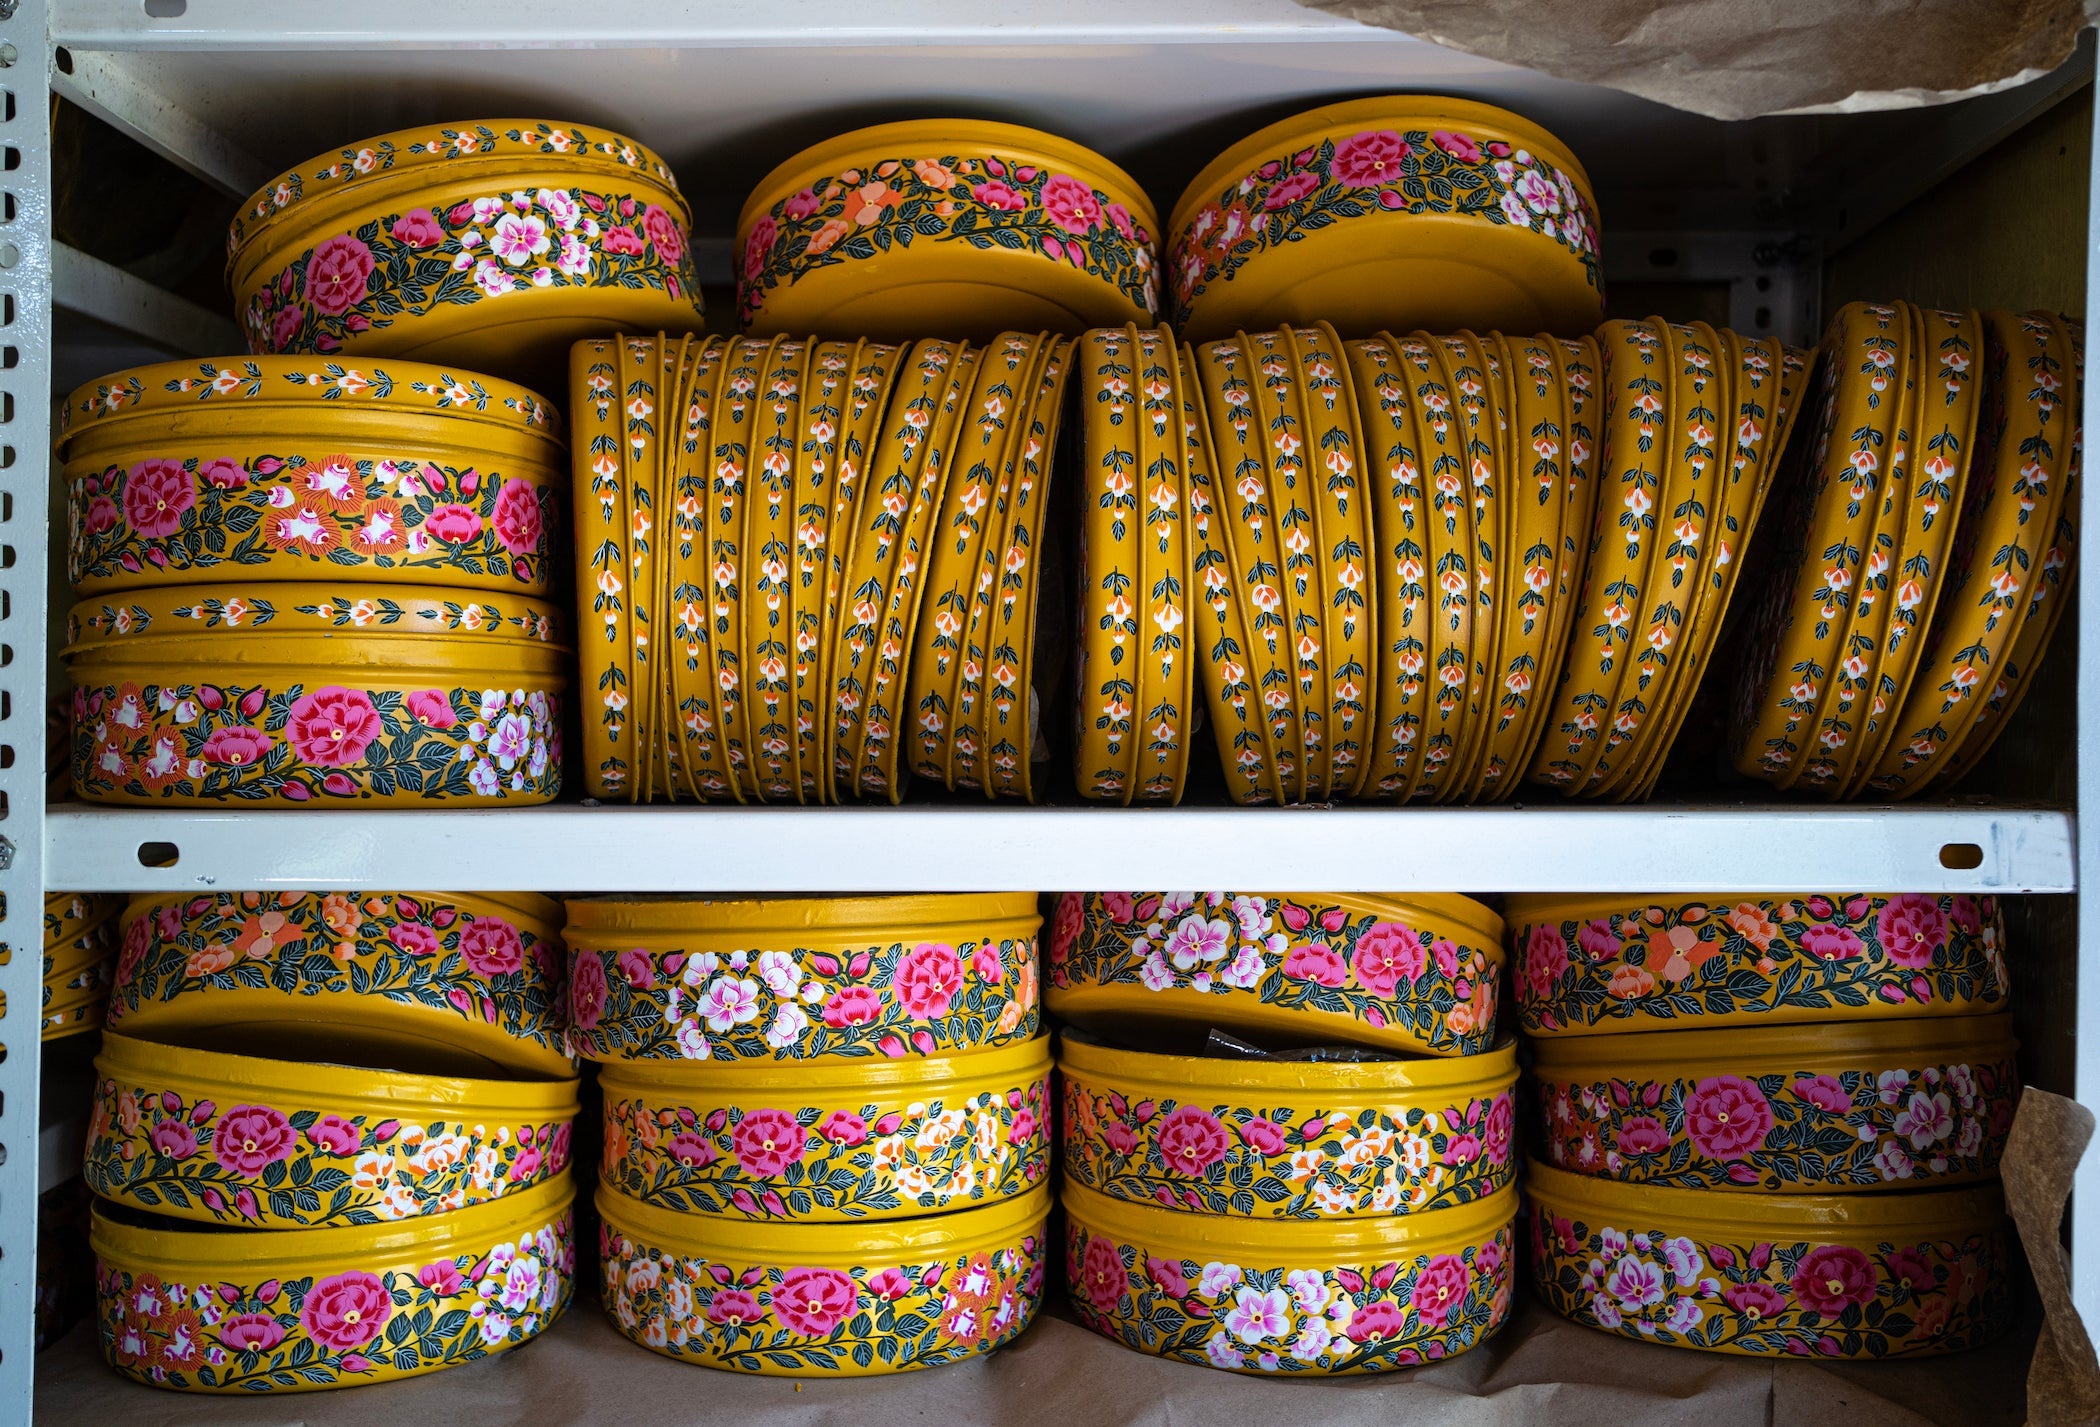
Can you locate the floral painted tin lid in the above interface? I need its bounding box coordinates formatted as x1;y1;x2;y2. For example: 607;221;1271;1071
66;581;567;651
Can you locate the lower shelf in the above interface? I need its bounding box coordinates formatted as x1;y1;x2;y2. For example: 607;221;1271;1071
42;801;2077;894
33;1287;2032;1425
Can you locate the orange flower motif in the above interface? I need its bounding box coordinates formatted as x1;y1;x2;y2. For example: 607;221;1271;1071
185;944;239;976
233;910;294;960
806;218;851;255
1728;902;1778;949
848;182;894;226
1606;964;1656;999
911;159;955;189
320;892;361;938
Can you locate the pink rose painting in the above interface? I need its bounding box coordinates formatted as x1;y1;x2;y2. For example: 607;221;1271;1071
1410;1253;1471;1328
390;208;444;249
424;503;484;544
1080;1234;1125;1309
1154;1105;1228;1175
894;942;964;1019
570;953;608;1031
300;1269;390;1352
773;1266;855;1337
817;1110;868;1146
304;1113;361;1156
304;234;376;318
1040;174;1102;235
199;725;272;767
731;1108;804;1177
706;1288;765;1328
1791;1244;1875;1316
1284;941;1348;987
490;481;545;558
1682;1075;1774;1161
1351;920;1426;996
821;985;883;1027
458;916;525;976
214;1103;294;1175
216;1311;286;1353
123;459;194;539
406;690;458;729
286;686;383;767
1331;129;1408;186
1877;894;1947;969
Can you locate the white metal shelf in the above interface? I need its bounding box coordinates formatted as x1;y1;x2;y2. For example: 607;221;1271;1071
43;802;2076;894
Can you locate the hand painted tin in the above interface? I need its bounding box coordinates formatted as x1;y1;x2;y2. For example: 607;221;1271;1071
85;1030;577;1228
93;1169;575;1392
1065;1178;1516;1374
598;1177;1049;1375
1527;1160;2010;1358
1058;1028;1516;1217
228;120;703;385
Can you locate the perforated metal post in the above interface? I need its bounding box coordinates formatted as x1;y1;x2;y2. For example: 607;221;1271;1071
0;0;52;1417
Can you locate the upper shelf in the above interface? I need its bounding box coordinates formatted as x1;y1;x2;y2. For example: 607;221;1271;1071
43;802;2076;894
48;0;2094;255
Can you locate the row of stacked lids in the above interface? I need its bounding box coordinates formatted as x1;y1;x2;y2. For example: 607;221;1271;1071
569;894;1052;1375
1047;892;1518;1374
217;100;1601;394
1510;891;2017;1358
570;333;1073;803
80;891;579;1393
43;894;123;1041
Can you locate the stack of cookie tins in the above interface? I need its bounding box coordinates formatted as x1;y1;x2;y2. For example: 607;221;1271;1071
1509;892;2017;1359
82;891;579;1393
570;330;1077;803
227;119;706;391
42;893;124;1042
1048;892;1518;1374
568;894;1052;1375
1525;320;1814;799
60;355;569;806
1730;303;2082;797
1151;319;1612;803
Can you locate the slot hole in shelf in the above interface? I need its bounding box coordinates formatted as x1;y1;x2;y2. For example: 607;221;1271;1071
141;0;187;16
1940;842;1985;870
136;841;178;869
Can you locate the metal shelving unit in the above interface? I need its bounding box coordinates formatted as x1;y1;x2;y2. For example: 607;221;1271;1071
5;2;2095;1420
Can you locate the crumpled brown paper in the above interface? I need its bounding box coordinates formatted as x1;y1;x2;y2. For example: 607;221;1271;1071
2005;1088;2100;1427
1289;0;2095;120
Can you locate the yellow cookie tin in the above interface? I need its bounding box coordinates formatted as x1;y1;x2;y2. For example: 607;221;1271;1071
566;893;1041;1064
63;355;563;597
1065;1178;1516;1374
598;1177;1049;1375
93;1169;575;1392
228;120;703;385
1169;97;1603;341
739;119;1158;342
1510;891;2008;1037
109;890;571;1079
1530;1012;2016;1193
1058;1028;1516;1217
66;580;567;807
1047;891;1503;1057
599;1032;1050;1223
1527;1160;2009;1358
85;1030;578;1228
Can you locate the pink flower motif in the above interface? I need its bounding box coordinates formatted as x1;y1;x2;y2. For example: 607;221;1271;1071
894;942;964;1019
389;922;440;958
286;686;383;767
1080;1235;1125;1308
1682;1075;1775;1161
1351;920;1426;995
971;179;1029;213
1146;1255;1190;1298
602;225;645;257
742;216;778;284
214;1104;294;1175
406;690;457;729
731;1108;803;1177
1262;170;1320;210
390;209;444;249
425;503;483;544
1237;1117;1288;1156
458;916;525;976
773;1266;856;1337
817;1111;867;1146
1040;174;1102;235
665;1130;715;1168
1431;130;1483;163
199;724;272;767
782;187;824;220
1100;891;1137;924
1349;1299;1405;1341
866;1266;912;1301
1877;894;1947;969
1331;129;1408;185
148;1119;197;1158
1949;895;1982;934
216;1311;285;1353
615;949;656;988
1791;1244;1875;1316
1283;941;1347;987
1442;1132;1482;1165
969;944;1004;983
1523;924;1569;1000
300;1269;390;1351
821;985;883;1027
198;457;246;490
304;1114;360;1156
1723;1280;1787;1321
85;495;121;533
642;204;686;261
1800;924;1865;961
1155;1105;1229;1174
1883;1246;1935;1292
1573;919;1619;961
304;234;376;317
270;304;304;350
706;1288;765;1328
418;1260;464;1295
1410;1253;1470;1328
1485;1097;1514;1162
1009;1108;1037;1143
1790;1074;1851;1113
1614;1115;1671;1157
570;953;608;1031
123;459;195;539
489;481;544;558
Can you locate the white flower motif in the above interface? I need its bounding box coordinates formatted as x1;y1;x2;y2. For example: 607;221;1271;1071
674;1020;710;1059
537;187;581;228
696;975;762;1031
1221;943;1264;990
1224;1286;1291;1344
1199;1261;1242;1297
756;949;802;997
1292;1319;1332;1360
1231;895;1270;938
491;212;551;266
680;951;721;987
764;1001;809;1049
1139;950;1174;991
1164;915;1233;970
1285;1269;1329;1314
1205;1332;1246;1369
